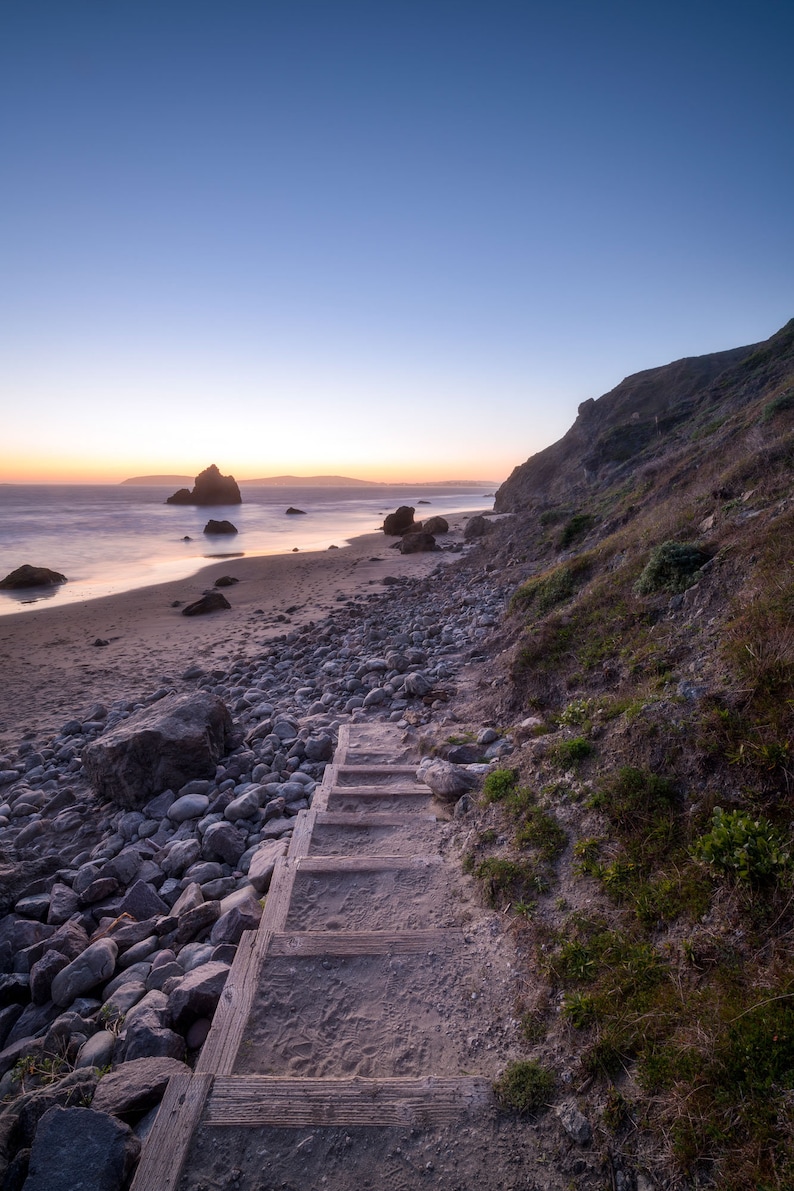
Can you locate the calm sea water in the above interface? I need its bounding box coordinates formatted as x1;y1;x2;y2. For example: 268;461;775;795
0;484;495;615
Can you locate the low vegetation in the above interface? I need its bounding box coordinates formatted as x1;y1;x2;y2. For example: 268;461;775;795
467;319;794;1189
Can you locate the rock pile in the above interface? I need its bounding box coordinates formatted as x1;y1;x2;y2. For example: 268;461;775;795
0;547;511;1186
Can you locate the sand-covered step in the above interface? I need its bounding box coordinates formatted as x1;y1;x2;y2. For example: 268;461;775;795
325;786;435;813
335;763;422;784
284;861;465;932
309;811;439;856
204;1075;492;1126
232;947;480;1079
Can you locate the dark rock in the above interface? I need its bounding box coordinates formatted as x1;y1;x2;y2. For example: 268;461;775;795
416;757;479;801
165;464;242;506
201;821;247;866
214;575;239;587
182;592;232;616
91;1056;189;1118
22;1105;140;1191
464;514;493;540
50;939;118;1007
0;1004;23;1050
398;532;437;554
209;895;262;946
382;506;416;535
82;692;234;809
29;951;70;1006
447;744;483;764
123;1021;186;1063
0;1069;99;1160
0;566;67;590
285;507;306;515
167;961;229;1031
175;901;221;945
118;881;168;921
203;519;238;534
423;515;449;534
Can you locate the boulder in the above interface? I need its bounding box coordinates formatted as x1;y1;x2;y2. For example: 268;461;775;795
167;961;230;1030
422;516;449;535
181;592;232;616
209;895;262;946
165;464;242;506
214;575;239;587
247;839;289;894
82;692;234;809
399;532;437;554
0;565;67;589
91;1056;190;1117
201;821;247;865
285;507;306;515
416;758;479;802
464;514;493;540
203;519;238;534
50;939;118;1007
22;1105;140;1191
382;506;416;535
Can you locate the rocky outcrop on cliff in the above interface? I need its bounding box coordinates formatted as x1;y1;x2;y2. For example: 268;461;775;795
166;465;241;506
494;337;764;511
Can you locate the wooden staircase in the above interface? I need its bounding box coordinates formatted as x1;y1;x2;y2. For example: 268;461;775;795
131;723;494;1191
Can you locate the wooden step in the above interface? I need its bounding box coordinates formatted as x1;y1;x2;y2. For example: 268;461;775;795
268;927;462;956
204;1075;492;1127
326;785;429;798
295;855;442;873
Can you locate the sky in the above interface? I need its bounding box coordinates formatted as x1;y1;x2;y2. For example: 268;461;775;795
1;0;792;484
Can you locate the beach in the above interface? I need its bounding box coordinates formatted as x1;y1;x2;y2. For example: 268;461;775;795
0;526;471;750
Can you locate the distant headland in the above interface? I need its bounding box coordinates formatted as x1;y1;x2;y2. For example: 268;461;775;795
121;474;501;487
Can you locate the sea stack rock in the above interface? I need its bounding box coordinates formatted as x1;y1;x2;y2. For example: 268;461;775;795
0;564;67;589
166;464;242;506
203;520;238;535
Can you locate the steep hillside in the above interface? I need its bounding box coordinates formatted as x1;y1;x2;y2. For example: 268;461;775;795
452;318;794;1190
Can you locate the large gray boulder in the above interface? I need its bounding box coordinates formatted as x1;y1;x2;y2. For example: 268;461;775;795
82;692;234;809
91;1056;190;1117
167;961;230;1031
399;532;437;554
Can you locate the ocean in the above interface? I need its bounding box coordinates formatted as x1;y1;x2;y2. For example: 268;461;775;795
0;483;495;615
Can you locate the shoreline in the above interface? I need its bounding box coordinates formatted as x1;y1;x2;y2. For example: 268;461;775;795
0;519;477;749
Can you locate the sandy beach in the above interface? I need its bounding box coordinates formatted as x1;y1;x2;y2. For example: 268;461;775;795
0;525;470;750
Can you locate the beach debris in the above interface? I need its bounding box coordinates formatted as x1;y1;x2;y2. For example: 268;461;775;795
93;638;109;647
214;575;239;587
382;505;416;535
0;565;67;589
166;463;242;506
181;593;232;616
202;519;238;535
82;691;234;808
285;506;306;515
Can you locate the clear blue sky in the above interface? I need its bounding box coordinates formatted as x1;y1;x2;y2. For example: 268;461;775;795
2;0;792;482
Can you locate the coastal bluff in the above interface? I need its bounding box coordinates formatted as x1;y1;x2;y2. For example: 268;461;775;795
166;465;242;506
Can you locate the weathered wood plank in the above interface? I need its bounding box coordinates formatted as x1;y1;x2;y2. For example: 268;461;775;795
204;1076;492;1127
130;1072;212;1191
269;928;463;956
254;857;298;957
287;808;316;859
295;855;443;873
195;931;264;1076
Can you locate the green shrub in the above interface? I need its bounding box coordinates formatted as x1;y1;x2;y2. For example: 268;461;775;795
482;767;518;803
693;807;790;884
510;555;593;615
635;541;710;595
493;1060;555;1114
761;386;794;422
557;512;596;549
551;736;593;768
